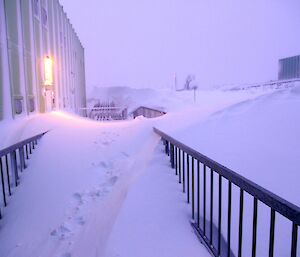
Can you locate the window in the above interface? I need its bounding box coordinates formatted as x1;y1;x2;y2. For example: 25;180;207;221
14;99;23;114
29;98;35;112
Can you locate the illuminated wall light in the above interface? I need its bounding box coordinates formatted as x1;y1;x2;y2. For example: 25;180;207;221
44;56;53;86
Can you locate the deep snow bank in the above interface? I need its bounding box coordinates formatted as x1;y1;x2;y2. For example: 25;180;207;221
155;83;300;256
160;83;300;205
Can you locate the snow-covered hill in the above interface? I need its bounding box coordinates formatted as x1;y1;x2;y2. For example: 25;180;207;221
86;85;273;114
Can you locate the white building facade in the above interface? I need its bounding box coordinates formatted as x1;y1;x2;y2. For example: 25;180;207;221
0;0;86;121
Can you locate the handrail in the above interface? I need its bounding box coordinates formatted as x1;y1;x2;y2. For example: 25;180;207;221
0;131;48;157
0;131;48;219
154;127;299;257
154;127;300;224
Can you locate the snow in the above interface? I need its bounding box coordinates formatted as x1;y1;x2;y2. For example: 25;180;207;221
155;82;300;256
0;85;299;257
105;147;209;257
158;84;300;206
87;85;273;114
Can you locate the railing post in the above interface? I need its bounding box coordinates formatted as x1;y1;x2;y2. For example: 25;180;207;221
291;223;298;257
170;144;175;169
203;165;206;236
164;140;169;155
178;149;181;184
175;147;178;175
187;155;190;203
192;157;195;220
252;198;258;257
10;151;18;187
25;144;29;159
0;158;7;206
269;209;276;257
218;175;222;256
238;189;244;257
19;147;25;172
210;168;214;245
197;160;200;228
227;181;232;257
5;155;11;196
182;152;185;193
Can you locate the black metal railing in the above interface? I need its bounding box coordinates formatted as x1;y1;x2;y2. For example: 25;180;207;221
154;127;299;257
0;131;48;219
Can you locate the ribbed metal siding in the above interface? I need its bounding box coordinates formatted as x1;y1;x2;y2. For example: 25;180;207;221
0;0;86;119
278;55;300;80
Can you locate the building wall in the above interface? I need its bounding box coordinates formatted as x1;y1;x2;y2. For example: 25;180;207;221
278;55;300;80
0;0;86;121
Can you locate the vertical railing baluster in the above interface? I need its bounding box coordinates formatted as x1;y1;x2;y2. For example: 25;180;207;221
164;140;168;154
167;141;169;156
179;149;181;184
182;152;185;193
0;158;7;206
26;144;29;159
22;146;26;169
170;144;174;168
238;189;244;257
204;165;206;235
19;148;24;172
175;147;178;175
10;151;18;187
227;181;232;257
252;198;258;257
291;223;298;257
32;141;35;149
29;142;32;154
187;155;190;203
269;209;276;257
197;160;200;228
192;157;195;220
218;174;222;256
210;168;214;245
5;155;11;196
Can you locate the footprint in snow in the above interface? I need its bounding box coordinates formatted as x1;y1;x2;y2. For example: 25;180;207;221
108;176;118;186
89;187;111;200
73;192;84;205
50;223;73;240
76;216;85;226
99;161;108;168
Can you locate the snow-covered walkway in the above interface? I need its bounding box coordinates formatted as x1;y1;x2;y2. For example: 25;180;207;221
0;88;278;257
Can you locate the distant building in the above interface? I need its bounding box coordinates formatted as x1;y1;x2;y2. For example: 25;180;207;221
278;55;300;80
132;106;166;119
0;0;86;121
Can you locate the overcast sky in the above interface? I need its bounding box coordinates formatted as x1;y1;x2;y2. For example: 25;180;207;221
60;0;300;89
